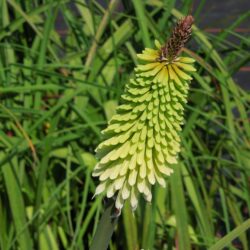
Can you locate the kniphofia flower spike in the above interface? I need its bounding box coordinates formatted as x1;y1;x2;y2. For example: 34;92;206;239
93;16;196;210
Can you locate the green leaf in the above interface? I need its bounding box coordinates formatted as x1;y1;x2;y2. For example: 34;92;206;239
209;219;250;250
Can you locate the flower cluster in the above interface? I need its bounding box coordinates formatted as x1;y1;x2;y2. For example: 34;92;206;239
92;16;196;210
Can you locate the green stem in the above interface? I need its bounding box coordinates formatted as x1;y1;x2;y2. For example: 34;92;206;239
90;200;118;250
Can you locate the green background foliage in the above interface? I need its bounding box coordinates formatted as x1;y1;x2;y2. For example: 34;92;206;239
0;0;249;249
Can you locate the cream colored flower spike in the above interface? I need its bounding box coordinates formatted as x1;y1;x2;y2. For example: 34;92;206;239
93;16;196;210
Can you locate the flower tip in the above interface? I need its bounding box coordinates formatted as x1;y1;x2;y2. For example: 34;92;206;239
154;39;162;49
183;15;194;27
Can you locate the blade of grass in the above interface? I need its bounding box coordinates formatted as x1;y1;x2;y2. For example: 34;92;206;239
132;0;151;47
1;154;33;250
89;199;118;250
85;0;119;68
209;219;250;250
34;0;58;108
70;142;96;249
171;163;191;250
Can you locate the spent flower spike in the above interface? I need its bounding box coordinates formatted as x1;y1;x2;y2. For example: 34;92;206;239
92;16;196;210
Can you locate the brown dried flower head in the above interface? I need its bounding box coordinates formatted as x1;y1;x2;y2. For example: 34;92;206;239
160;15;194;62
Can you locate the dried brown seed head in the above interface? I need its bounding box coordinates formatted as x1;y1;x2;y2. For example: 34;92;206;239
160;15;194;62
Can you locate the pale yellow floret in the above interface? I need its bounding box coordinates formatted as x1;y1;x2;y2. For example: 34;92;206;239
178;57;195;63
175;62;196;72
154;39;162;49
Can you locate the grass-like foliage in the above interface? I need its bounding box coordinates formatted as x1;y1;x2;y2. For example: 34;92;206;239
0;1;249;250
